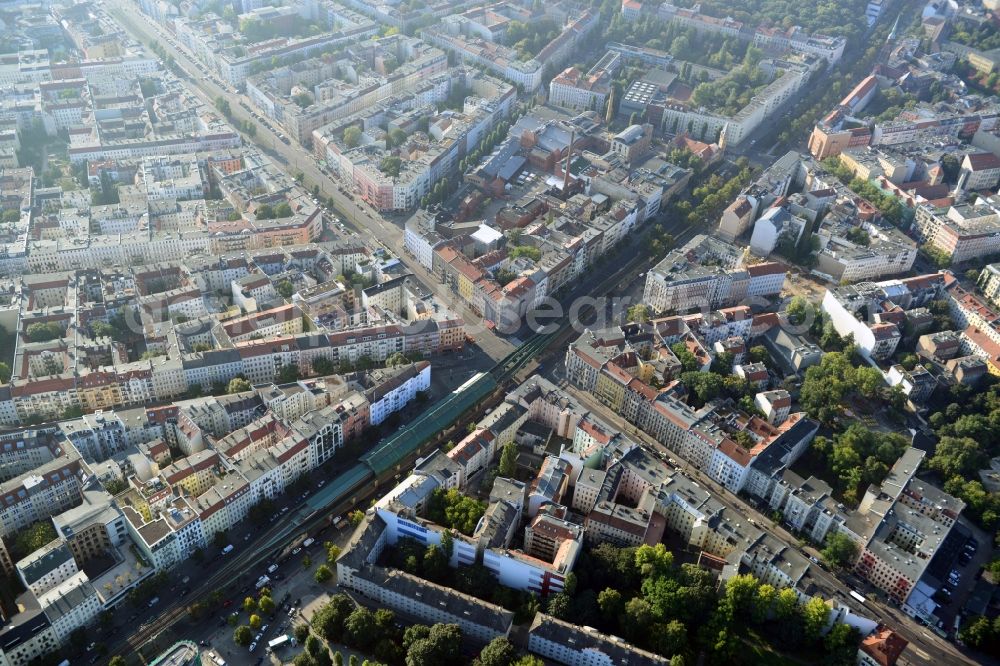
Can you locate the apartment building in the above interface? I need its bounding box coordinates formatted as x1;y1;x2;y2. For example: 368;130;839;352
855;449;964;618
548;50;621;112
821;273;948;361
16;541;79;596
977;262;1000;309
528;614;669;666
0;452;85;538
643;235;786;313
338;517;513;642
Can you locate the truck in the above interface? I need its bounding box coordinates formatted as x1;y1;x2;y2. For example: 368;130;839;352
849;590;867;604
222;544;234;555
255;575;271;590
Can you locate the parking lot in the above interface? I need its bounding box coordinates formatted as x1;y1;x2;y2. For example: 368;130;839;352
925;518;992;635
196;525;356;665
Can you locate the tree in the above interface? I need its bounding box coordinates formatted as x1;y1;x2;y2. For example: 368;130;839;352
626;303;650;323
426;488;487;535
349;510;365;526
244;596;257;613
680;371;723;406
546;592;573;620
277;280;295;298
403;624;431;651
477;636;516;666
422;544;449;582
598;587;624;624
313;357;335;375
250;614;262;630
311;595;355;643
343;127;362;148
109;657;126;666
752;583;777;624
748;345;768;364
498;442;517;477
344;607;377;649
227;377;252;394
774;588;799;619
960;616;998;651
406;623;463;666
234;625;253;646
303;555;312;569
671;342;700;372
652;619;688;657
989;559;1000;580
306;634;324;657
294;623;310;643
315;565;333;583
624;597;653;640
26;321;62;342
277;363;300;384
724;573;760;618
824;622;860;666
214;96;231;117
821;532;859;569
786;295;813;326
511;658;545;666
386;351;409;367
12;522;57;559
380;156;402;178
259;595;275;615
802;596;830;640
388;127;408;148
91;321;114;339
635;543;674;577
930;436;988;478
327;544;342;562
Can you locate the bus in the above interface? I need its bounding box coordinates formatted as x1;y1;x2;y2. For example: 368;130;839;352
849;590;867;604
268;635;293;650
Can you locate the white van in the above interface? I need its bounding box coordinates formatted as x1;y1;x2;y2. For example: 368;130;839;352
222;544;234;555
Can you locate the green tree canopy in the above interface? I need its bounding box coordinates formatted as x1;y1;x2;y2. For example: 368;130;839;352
821;532;859;568
344;126;362;148
227;377;252;394
234;625;253;646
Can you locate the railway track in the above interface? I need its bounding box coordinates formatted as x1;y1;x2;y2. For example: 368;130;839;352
116;217;677;660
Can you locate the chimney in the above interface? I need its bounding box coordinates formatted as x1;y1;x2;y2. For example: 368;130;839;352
563;129;575;192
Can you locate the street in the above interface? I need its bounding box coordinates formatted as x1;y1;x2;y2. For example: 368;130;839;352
548;375;980;666
88;4;988;666
106;0;513;364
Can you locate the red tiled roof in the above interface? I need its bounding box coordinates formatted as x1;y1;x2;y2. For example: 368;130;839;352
860;626;908;666
747;261;787;277
965;152;1000;171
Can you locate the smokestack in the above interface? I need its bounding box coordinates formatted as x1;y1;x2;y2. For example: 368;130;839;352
563;129;575;192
